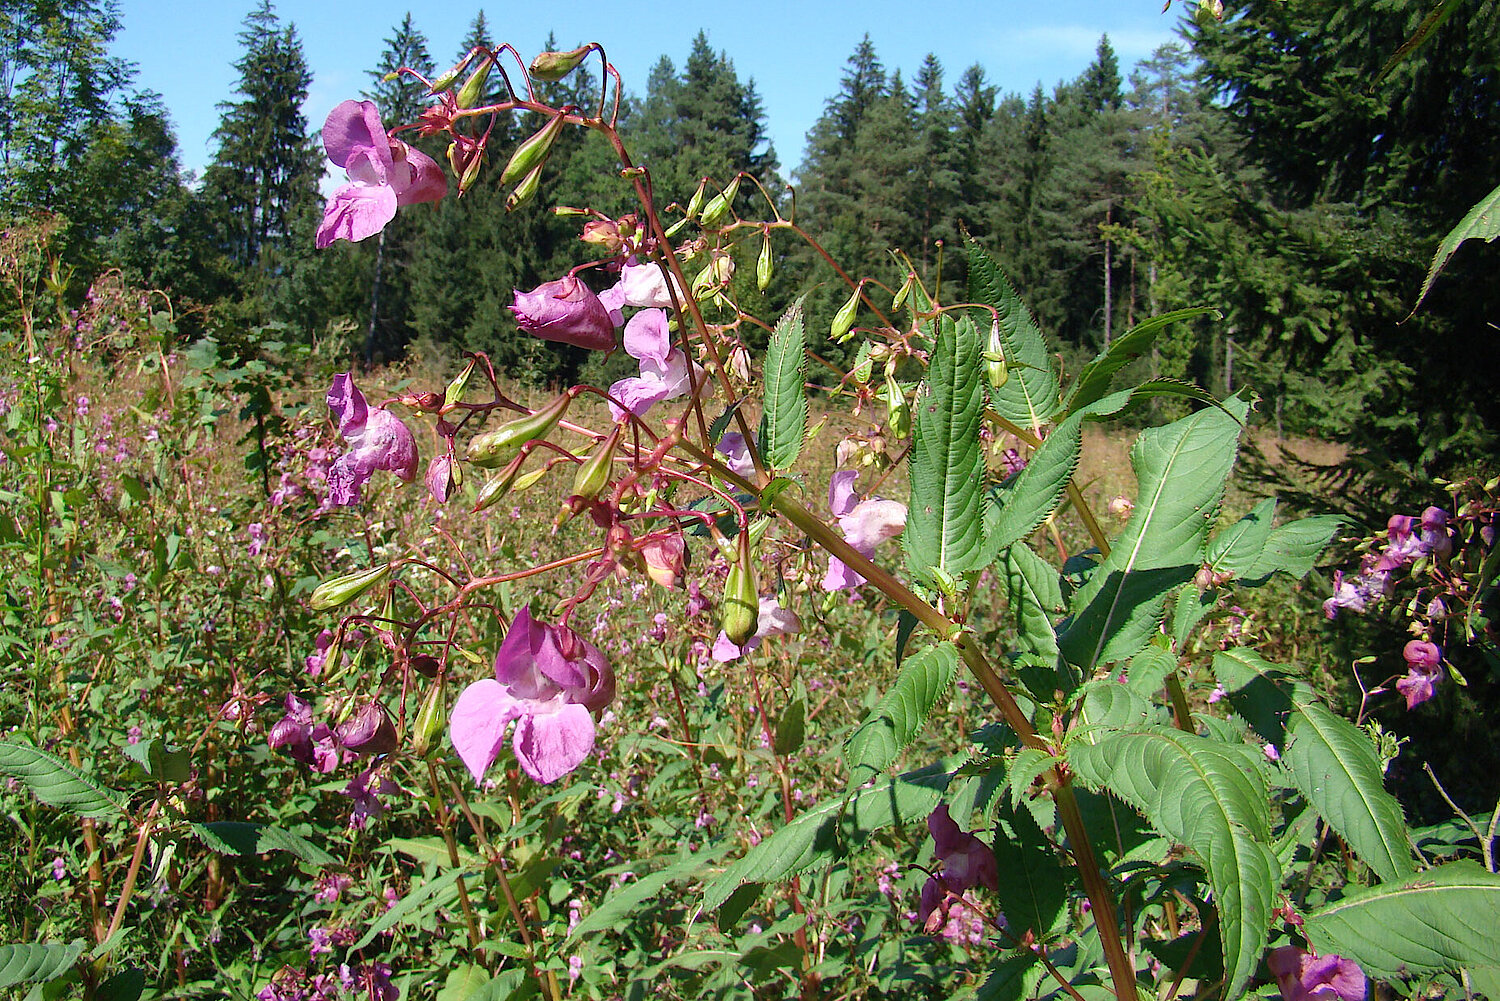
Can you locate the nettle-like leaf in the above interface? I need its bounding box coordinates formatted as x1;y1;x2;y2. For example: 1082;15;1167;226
1412;180;1500;314
1305;861;1500;980
844;642;958;787
1003;543;1064;662
762;297;808;470
966;239;1061;430
0;739;127;819
0;941;86;989
1069;726;1279;1000
703;762;951;913
979;412;1082;566
190;821;337;867
1066;308;1217;416
905;315;987;590
1058;394;1249;671
1213;648;1414;882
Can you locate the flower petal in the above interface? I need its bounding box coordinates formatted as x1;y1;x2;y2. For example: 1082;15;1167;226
397;146;448;206
449;678;523;784
623;308;672;367
512;702;595;784
317;182;399;248
323;100;390;173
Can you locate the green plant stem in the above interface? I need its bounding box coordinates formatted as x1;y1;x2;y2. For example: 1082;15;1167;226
98;798;161;960
1165;671;1195;732
426;762;483;959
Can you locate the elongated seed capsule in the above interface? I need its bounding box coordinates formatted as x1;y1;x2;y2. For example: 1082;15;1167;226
885;369;910;439
684;179;708;220
310;564;391;610
830;287;860;343
444;358;476;409
570;425;621;502
505;161;544;212
410;683;447;757
454;56;494;109
757;232;773;290
721;535;759;647
529;46;591;82
430;49;478;93
699;176;742;228
466;392;572;468
984;318;1009;390
501;113;567;187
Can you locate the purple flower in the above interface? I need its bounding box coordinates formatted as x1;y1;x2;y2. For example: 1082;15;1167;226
425;454;455;503
715;432;757;479
1419;506;1452;558
51;856;66;880
305;629;336;677
316;100;446;248
312;872;353;903
326;374;418;507
342;767;399;830
1266;946;1366;1001
449;608;616;785
1396;639;1443;709
610;259;685;309
350;963;397;1001
608;309;702;420
822;471;907;591
267;694;341;773
510;276;616;352
918;805;999;934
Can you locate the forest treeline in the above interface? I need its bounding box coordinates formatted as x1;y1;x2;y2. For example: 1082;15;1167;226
3;0;1497;474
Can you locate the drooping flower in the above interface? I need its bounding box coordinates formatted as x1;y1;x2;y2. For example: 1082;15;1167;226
716;432;757;479
316;100;446;248
1266;946;1366;1001
612;259;685;309
823;470;907;591
342;767;399;830
1419;506;1452;558
918;805;999;934
608;308;702;420
449;608;616;785
1396;639;1443;709
510;276;616;351
325;374;418;507
712;595;802;661
267;694;340;773
425;454;455;503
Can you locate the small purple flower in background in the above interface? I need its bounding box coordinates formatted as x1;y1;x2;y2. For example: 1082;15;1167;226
822;470;907;591
246;522;267;558
449;608;616;785
1000;447;1026;477
1396;639;1443;709
352;962;397;1001
75;395;89;417
126;725;142;745
1263;742;1281;763
918;805;1000;935
568;954;584;984
1266;946;1366;1001
343;767;399;830
51;856;66;880
1419;506;1452;558
305;630;336;677
608;308;702;420
307;925;356;956
510;275;617;351
316;99;446;248
326;373;418;507
312;872;353;904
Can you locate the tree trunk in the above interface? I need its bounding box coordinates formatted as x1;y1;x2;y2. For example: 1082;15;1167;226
1102;203;1113;348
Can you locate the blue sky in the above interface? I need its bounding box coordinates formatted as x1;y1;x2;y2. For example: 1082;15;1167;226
114;1;1186;179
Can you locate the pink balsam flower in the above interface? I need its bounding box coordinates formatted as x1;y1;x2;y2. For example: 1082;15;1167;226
449;608;616;785
822;470;907;591
1266;946;1366;1001
326;374;418;506
611;259;686;309
1396;639;1443;709
918;805;999;934
510;276;616;351
608;308;702;420
316;100;446;248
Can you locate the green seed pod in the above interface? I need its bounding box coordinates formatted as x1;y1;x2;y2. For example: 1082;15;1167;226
830;287;861;343
757;232;774;291
984;318;1009;390
310;564;391;611
529;46;591;82
410;682;447;757
444;358;477;410
473;455;527;512
570;425;621;502
454;56;494;109
501;113;566;187
699;176;741;228
721;537;759;647
885;370;910;439
466;392;572;468
430;49;478;93
892;274;913;310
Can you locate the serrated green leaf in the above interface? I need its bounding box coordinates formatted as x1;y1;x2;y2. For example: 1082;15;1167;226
1305;861;1500;980
385;836;484;870
1074;681;1156;730
570;847;726;940
845;643;958;786
979;413;1082;565
436;964;490;1001
990;804;1070;940
1004;543;1063;661
1069;727;1278;999
1058;394;1249;670
1005;747;1060;809
704;762;951;911
0;941;86;988
190;821;336;867
1206;498;1278;576
1211;648;1306;746
1284;702;1414;882
773;698;806;756
351;868;469;950
906;315;987;587
1126;643;1178;695
0;740;126;819
1067;308;1217;416
122;738;192;783
967;240;1060;428
763;298;808;469
1413;180;1500;313
1238;515;1341;583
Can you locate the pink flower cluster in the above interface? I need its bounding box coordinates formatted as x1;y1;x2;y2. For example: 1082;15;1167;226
1324;508;1451;619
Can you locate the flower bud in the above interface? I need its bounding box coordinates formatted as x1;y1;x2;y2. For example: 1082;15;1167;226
466;392;572;468
506;161;544;212
699;176;741;228
831;287;861;343
310;564;391;610
501;112;566;187
684;178;708;220
455;56;494;109
757;232;774;290
721;538;759;647
430;50;479;93
447;140;483;195
426;454;457;503
984;319;1009;390
580;219;623;253
529;46;592;81
642;531;689;589
335;701;398;755
410;683;446;757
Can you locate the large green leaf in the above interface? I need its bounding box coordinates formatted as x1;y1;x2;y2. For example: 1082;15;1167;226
1205;498;1278;577
0;941;86;989
905;315;987;589
1069;727;1278;1000
1058;394;1249;670
1238;515;1341;583
990;803;1070;940
0;740;126;819
704;762;951;912
1066;308;1217;416
845;643;958;786
978;413;1082;565
967;239;1060;429
1412;180;1500;313
190;821;337;867
1212;649;1413;882
1305;861;1500;980
1004;543;1064;661
762;298;807;470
